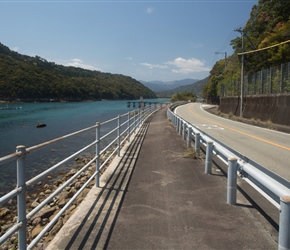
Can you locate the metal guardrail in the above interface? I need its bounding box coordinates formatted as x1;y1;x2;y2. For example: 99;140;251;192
0;103;164;249
167;106;290;250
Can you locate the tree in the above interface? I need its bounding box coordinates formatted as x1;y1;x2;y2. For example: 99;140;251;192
171;92;196;102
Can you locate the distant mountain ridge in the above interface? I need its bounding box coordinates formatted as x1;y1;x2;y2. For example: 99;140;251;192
157;77;209;97
140;78;199;92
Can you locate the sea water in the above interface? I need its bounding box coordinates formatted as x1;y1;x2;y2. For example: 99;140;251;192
0;99;169;193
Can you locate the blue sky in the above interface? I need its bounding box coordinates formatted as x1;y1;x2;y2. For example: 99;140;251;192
0;0;257;82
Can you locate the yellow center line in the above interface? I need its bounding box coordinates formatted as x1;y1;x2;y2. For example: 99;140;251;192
188;104;290;151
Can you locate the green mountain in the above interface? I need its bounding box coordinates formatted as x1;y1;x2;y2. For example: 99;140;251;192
0;43;156;101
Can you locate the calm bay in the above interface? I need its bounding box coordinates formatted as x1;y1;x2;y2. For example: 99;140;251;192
0;98;169;193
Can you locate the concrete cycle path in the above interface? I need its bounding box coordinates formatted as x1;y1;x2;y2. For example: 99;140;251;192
47;107;277;250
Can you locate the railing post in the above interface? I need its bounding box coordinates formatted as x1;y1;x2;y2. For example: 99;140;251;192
137;108;141;128
179;120;182;136
96;122;100;187
182;123;186;140
279;196;290;250
117;115;121;157
140;107;142;125
195;132;200;156
127;112;130;142
133;110;136;134
227;158;237;205
187;127;192;147
176;117;179;132
205;141;213;174
173;115;178;129
16;145;27;250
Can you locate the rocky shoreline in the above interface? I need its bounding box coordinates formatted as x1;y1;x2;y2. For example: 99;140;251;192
0;151;113;250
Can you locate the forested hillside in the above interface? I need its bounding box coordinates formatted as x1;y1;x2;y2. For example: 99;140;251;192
0;43;156;101
203;0;290;103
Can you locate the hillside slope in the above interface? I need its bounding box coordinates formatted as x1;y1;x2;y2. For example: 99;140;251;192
0;43;156;101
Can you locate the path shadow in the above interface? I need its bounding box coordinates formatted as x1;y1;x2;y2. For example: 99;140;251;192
63;116;153;250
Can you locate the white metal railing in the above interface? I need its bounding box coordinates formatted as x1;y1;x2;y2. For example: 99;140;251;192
0;103;164;249
167;105;290;250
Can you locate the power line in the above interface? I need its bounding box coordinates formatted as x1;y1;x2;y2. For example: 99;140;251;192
238;39;290;55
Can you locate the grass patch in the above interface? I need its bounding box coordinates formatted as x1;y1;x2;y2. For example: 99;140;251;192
265;119;276;130
251;118;260;125
182;148;198;159
228;112;234;118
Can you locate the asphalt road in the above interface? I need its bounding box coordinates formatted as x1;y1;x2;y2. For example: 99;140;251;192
176;103;290;182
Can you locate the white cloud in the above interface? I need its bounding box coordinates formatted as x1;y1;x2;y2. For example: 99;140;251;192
166;57;210;74
146;7;154;14
140;57;210;76
126;57;133;60
66;59;101;71
141;62;168;69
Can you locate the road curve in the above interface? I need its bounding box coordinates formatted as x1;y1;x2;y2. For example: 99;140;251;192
176;103;290;182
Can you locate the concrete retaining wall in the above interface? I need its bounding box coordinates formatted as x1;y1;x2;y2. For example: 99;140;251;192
219;94;290;126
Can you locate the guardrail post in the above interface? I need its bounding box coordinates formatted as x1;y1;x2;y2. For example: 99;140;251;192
96;122;100;187
182;123;186;140
187;127;192;147
176;117;179;132
205;141;213;174
195;132;200;156
279;196;290;250
117;115;121;157
127;112;130;142
227;158;237;205
179;120;182;136
16;145;27;250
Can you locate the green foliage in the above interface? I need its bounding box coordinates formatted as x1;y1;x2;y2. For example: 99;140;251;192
233;0;290;72
204;0;290;101
0;43;156;101
171;92;196;102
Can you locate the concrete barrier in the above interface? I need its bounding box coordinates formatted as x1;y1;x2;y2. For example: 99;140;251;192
219;93;290;126
218;96;239;115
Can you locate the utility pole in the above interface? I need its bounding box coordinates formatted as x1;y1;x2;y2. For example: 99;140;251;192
235;28;244;117
215;51;227;71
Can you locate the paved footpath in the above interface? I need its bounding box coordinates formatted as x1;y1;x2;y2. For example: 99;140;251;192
46;107;277;250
